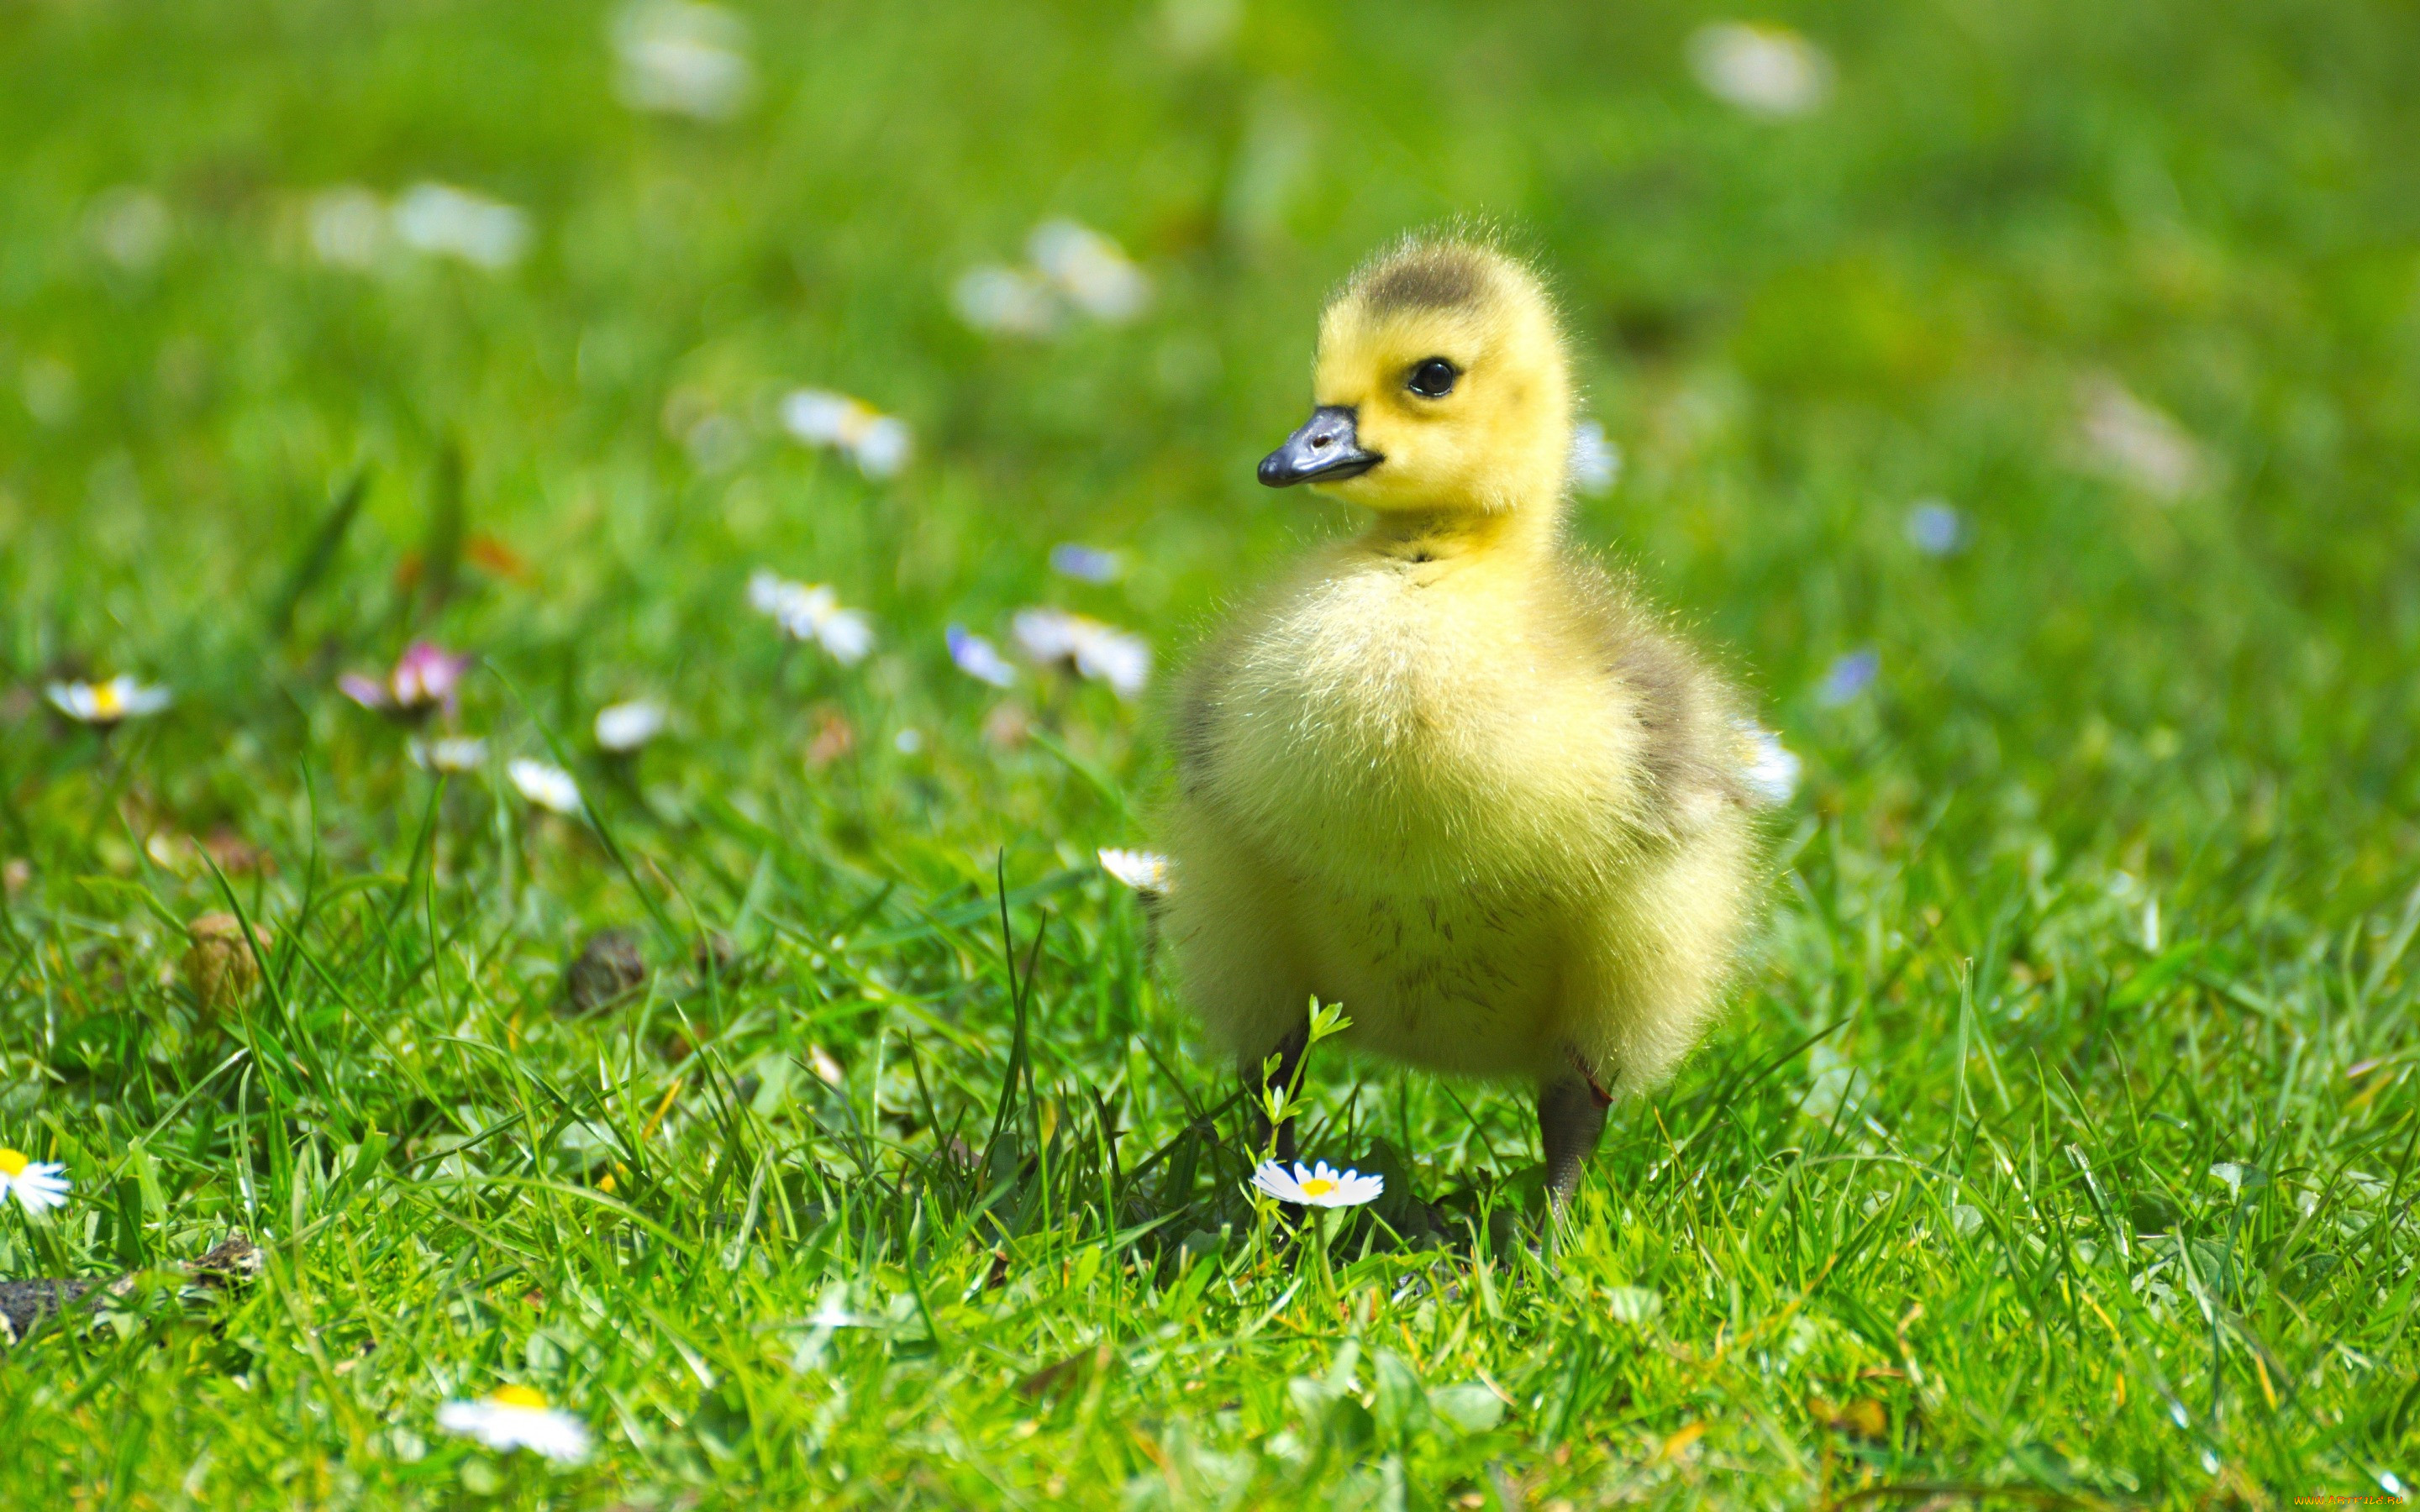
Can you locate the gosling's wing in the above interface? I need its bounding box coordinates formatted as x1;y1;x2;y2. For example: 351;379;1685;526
1551;554;1759;833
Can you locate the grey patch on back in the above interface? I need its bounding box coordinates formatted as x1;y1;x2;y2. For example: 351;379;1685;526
1357;247;1488;314
1559;557;1752;827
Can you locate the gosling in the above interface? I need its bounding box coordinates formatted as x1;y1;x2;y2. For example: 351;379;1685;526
1162;236;1775;1210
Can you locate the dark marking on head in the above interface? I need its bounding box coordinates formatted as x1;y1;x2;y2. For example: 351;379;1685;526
1358;246;1489;314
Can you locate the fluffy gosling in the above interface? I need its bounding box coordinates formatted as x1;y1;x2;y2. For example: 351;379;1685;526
1162;236;1775;1210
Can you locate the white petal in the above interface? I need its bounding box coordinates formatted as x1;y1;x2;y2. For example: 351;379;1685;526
1249;1160;1307;1204
1736;721;1801;806
594;701;666;752
1010;606;1081;662
1097;848;1171;895
508;759;583;816
850;416;912;478
815;608;875;665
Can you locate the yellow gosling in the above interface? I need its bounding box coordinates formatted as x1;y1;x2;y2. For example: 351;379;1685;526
1162;234;1776;1209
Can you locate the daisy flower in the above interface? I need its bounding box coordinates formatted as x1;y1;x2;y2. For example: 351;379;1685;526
1687;22;1832;118
1027;219;1150;323
391;183;530;271
1249;1159;1383;1209
778;389;912;479
1735;720;1801;806
0;1147;71;1216
1011;607;1150;700
950;264;1060;337
594;700;666;753
341;642;471;721
1569;420;1623;496
945;626;1018;689
612;1;755;122
1097;848;1171;896
748;570;876;664
435;1385;591;1463
409;736;488;773
508;759;583;816
46;675;171;726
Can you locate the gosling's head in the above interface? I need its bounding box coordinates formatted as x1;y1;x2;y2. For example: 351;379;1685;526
1258;237;1573;516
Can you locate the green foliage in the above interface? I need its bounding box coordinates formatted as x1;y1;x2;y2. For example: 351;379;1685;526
3;0;2418;1505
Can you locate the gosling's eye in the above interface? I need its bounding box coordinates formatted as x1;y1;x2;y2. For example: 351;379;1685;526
1407;358;1459;398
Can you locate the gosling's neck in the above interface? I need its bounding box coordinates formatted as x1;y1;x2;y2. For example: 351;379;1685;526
1360;490;1565;570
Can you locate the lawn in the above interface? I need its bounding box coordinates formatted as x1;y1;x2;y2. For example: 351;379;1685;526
3;0;2418;1504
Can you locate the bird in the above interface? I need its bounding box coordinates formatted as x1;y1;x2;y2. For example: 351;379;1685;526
1160;234;1778;1211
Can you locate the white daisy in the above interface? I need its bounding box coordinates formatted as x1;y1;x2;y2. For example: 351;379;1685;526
950;263;1061;337
1569;420;1623;496
308;186;387;268
1097;848;1171;896
778;389;912;479
594;701;666;753
612;1;755;122
2077;375;2208;501
1249;1159;1383;1209
391;183;529;271
1027;219;1150;323
945;626;1018;689
1735;720;1801;806
747;570;876;665
1011;607;1150;699
1687;23;1833;117
508;759;583;816
435;1385;591;1463
0;1147;71;1216
46;676;171;726
408;736;489;773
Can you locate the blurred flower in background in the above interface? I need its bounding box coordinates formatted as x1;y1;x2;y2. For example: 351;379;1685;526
1028;219;1150;322
342;643;472;721
594;701;666;753
84;186;171;272
1815;648;1879;707
1050;543;1125;584
954;220;1149;335
1735;720;1802;806
306;186;388;269
409;736;488;773
508;759;583;816
1688;23;1832;118
779;389;912;479
46;675;171;726
2076;376;2210;501
436;1386;590;1462
945;626;1018;689
950;265;1060;337
1012;607;1150;699
1904;498;1965;556
1569;420;1622;496
391;184;531;270
749;570;876;664
612;1;755;122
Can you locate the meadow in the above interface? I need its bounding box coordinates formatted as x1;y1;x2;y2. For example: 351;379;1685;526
3;0;2419;1504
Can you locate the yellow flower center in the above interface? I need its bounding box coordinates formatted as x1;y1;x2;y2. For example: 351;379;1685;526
0;1148;26;1178
1299;1177;1335;1198
490;1384;549;1410
92;684;124;718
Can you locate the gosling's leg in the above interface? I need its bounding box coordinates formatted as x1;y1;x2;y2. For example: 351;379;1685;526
1246;1021;1311;1167
1538;1058;1612;1211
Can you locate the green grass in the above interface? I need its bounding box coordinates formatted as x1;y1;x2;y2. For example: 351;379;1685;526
4;0;2419;1504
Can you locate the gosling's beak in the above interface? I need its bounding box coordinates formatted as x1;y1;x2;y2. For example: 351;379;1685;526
1257;405;1382;488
